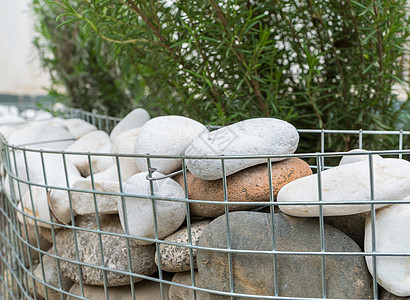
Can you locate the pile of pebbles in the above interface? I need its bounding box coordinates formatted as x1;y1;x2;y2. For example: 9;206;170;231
0;105;408;299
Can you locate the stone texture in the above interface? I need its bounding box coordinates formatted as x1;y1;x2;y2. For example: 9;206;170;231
109;108;150;141
33;250;74;300
185;118;299;180
71;178;120;215
67;280;170;300
365;204;410;297
197;211;373;299
279;158;410;217
324;211;369;250
55;214;157;286
118;172;186;245
111;128;141;181
155;220;211;272
134;116;207;174
174;158;312;217
169;271;211;300
19;223;53;266
67;130;114;177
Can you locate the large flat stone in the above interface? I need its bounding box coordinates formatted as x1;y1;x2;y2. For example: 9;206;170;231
197;211;373;299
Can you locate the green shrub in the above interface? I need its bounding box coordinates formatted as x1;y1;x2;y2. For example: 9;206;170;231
32;0;146;117
34;0;409;151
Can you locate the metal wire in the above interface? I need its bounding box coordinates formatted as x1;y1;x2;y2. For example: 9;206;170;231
0;104;408;300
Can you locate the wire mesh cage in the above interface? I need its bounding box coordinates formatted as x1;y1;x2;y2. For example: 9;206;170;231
0;103;409;300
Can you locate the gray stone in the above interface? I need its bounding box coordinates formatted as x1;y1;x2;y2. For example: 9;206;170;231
155;220;211;272
185;118;299;180
169;271;211;300
55;214;157;286
379;287;410;299
197;211;373;299
33;249;74;300
67;280;170;300
324;211;369;250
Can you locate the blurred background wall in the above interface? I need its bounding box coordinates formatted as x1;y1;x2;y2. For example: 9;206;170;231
0;0;50;96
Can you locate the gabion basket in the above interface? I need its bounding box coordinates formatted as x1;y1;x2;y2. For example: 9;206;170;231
0;104;409;300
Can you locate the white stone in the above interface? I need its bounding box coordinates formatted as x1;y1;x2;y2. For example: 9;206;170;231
67;130;114;176
364;204;410;297
134;116;207;174
0;115;25;126
339;149;383;166
278;158;410;217
10;152;82;227
62;118;98;139
185;118;299;180
7;123;74;150
109;108;150;140
118;172;186;245
111;127;141;181
0;105;18;116
71;174;121;215
20;109;53;121
6;151;81;202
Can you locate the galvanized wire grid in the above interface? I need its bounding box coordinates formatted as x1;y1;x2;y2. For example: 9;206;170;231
0;106;408;300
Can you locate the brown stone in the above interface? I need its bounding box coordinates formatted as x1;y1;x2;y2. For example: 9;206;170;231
174;158;312;217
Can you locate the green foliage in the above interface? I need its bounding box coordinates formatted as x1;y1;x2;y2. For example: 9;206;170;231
32;0;145;117
34;0;409;151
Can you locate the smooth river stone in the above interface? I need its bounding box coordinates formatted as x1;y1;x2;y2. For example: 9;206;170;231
174;158;312;217
134;116;207;174
339;149;383;166
12;152;82;227
197;211;373;299
111;128;141;181
324;212;369;250
55;214;157;286
169;271;211;300
67;130;114;177
71;164;123;215
155;220;211;272
33;250;74;300
109;108;150;140
62;118;98;139
118;172;186;245
278;158;410;217
185;118;299;180
67;280;170;300
71;178;120;215
364;204;410;297
8;123;74;150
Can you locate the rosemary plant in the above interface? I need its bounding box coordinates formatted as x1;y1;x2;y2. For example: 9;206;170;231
33;0;409;151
